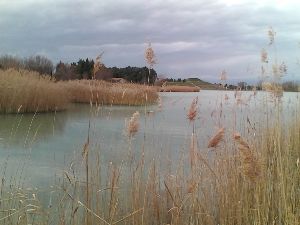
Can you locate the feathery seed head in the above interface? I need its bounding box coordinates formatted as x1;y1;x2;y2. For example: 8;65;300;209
234;134;261;181
208;127;225;148
145;42;156;68
187;97;198;121
126;111;140;137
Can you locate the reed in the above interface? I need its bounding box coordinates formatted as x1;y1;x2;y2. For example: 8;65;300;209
1;28;299;225
1;91;299;225
64;80;158;106
0;69;158;114
0;69;68;113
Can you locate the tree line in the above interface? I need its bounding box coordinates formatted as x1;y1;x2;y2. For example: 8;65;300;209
0;55;157;84
0;54;298;90
0;55;53;75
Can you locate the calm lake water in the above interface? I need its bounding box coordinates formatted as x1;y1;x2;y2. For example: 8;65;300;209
0;90;299;188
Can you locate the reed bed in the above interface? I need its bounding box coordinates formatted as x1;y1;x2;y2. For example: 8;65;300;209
160;85;200;92
0;91;299;225
0;69;68;113
64;80;158;106
0;69;158;114
0;28;299;224
49;101;299;225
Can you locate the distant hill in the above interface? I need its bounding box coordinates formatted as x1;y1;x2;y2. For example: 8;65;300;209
165;77;222;90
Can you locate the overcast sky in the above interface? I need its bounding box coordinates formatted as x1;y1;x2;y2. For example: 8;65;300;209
0;0;300;83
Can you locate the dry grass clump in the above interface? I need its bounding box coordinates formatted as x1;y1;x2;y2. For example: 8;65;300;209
64;79;158;106
0;69;68;113
160;85;200;92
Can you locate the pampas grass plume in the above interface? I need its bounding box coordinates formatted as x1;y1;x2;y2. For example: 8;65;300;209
187;97;198;121
126;111;140;137
208;128;225;148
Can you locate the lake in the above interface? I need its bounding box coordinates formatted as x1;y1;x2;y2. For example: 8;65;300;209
0;90;299;188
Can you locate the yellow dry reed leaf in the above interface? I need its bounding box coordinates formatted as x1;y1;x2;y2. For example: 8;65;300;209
126;111;140;137
234;135;261;181
187;96;198;121
208;128;225;148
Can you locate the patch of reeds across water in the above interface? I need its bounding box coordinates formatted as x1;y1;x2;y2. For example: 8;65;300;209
0;69;68;113
0;69;159;113
64;79;158;106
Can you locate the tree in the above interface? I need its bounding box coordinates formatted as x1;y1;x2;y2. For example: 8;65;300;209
0;55;23;70
110;66;157;84
54;61;79;80
75;58;94;79
24;55;53;75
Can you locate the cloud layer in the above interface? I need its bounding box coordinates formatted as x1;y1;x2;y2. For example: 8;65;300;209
1;0;300;83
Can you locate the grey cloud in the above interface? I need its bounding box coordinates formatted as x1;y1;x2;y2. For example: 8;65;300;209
0;0;299;83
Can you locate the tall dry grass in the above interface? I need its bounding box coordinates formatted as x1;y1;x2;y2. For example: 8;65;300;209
64;79;158;106
1;28;299;225
0;69;68;113
48;103;299;225
1;91;299;225
0;69;159;114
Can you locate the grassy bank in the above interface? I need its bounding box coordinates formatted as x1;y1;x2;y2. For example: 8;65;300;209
0;69;159;113
163;80;220;90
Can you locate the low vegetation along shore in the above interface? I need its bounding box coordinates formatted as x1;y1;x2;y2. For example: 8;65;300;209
0;69;158;113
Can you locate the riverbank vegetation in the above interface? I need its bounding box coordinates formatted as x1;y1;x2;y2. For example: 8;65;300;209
0;90;299;225
65;79;158;105
0;68;158;113
0;28;299;225
0;69;68;113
